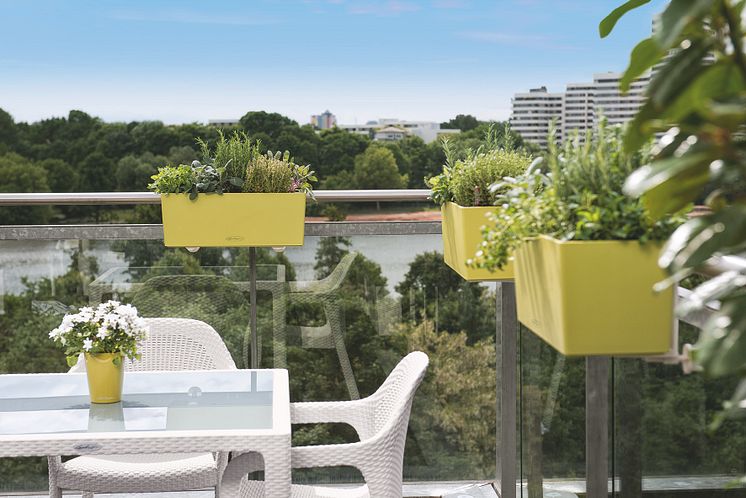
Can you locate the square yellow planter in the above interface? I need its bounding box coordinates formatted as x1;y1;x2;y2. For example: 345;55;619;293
441;202;514;281
515;235;674;356
160;192;306;247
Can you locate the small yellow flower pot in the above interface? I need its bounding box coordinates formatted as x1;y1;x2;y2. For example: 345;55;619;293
514;235;674;356
84;353;124;404
441;202;514;281
160;192;306;247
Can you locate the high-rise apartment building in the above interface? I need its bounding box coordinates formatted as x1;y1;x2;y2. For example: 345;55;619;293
311;110;337;129
592;72;649;126
562;83;595;139
511;73;650;147
509;87;564;149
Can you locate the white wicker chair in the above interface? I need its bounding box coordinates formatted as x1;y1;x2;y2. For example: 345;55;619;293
222;351;429;498
48;317;237;498
286;252;360;400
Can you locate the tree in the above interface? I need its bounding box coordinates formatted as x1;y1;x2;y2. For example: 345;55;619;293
115;152;167;192
441;114;481;132
129;121;179;156
395;252;494;342
396;136;431;188
353;145;406;189
318;128;369;180
0;153;52;224
38;158;79;192
239;111;298;141
0;108;18;153
78;152;116;192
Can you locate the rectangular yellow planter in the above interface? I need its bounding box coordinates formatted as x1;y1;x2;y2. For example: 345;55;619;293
441;202;513;281
161;192;306;247
515;235;674;356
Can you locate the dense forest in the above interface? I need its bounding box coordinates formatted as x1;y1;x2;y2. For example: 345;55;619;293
0;107;527;223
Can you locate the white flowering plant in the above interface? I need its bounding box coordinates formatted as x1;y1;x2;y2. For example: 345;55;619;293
49;300;149;367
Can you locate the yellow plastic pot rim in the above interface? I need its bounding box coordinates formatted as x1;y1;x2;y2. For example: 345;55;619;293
525;234;664;247
160;192;306;198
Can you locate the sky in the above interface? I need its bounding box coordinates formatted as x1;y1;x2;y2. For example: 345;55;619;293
0;0;661;126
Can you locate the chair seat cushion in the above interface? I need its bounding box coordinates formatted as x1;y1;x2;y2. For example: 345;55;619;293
241;479;370;498
57;453;217;492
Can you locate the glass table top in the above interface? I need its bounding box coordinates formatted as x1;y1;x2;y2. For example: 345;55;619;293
0;370;274;435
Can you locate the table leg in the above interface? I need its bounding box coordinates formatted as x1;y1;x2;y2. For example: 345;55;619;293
263;437;291;498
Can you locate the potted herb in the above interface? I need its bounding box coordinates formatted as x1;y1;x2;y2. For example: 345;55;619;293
428;131;531;281
49;301;149;403
476;123;685;355
149;132;316;248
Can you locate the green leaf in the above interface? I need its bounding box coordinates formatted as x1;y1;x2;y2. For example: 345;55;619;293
656;0;714;49
623;100;659;152
660;205;746;274
621;37;665;92
649;38;713;107
678;271;746;316
66;355;79;367
625;147;715;218
694;295;746;378
599;0;651;38
664;62;746;123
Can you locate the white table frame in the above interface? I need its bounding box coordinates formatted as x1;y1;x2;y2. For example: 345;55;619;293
0;369;291;497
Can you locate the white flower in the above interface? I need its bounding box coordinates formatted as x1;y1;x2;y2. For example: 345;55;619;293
96;327;108;340
82;338;93;351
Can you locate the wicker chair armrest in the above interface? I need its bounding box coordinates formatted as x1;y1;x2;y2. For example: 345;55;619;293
290;441;369;470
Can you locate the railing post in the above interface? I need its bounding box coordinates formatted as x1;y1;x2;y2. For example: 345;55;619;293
496;281;517;498
586;356;610;498
249;247;258;369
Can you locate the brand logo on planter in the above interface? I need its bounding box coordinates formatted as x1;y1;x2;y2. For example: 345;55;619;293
225;235;245;242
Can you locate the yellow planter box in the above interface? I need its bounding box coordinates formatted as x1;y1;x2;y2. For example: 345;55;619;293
441;202;514;281
161;193;306;247
515;235;674;356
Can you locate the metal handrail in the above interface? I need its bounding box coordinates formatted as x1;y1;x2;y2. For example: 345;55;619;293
0;189;432;205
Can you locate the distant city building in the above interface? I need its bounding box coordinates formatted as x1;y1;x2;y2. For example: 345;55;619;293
562;83;596;140
374;126;408;141
310;110;337;129
208;119;240;127
339;119;459;143
511;72;651;148
592;72;649;127
510;87;564;149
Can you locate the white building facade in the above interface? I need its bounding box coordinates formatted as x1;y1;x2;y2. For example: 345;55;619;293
509;87;564;149
511;73;651;147
592;72;649;127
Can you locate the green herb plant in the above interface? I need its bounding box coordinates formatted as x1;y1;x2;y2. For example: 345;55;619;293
475;121;685;271
428;125;532;207
148;132;316;199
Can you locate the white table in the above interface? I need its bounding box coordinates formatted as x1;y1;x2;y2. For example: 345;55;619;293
0;369;291;497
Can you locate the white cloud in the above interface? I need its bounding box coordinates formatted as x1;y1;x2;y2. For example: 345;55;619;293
109;9;278;26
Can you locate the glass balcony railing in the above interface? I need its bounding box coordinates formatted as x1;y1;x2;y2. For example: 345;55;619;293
0;191;743;498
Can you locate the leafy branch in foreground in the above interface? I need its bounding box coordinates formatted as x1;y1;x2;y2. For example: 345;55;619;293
601;0;746;426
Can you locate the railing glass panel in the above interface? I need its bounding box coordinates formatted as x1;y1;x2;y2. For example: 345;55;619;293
0;230;497;492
